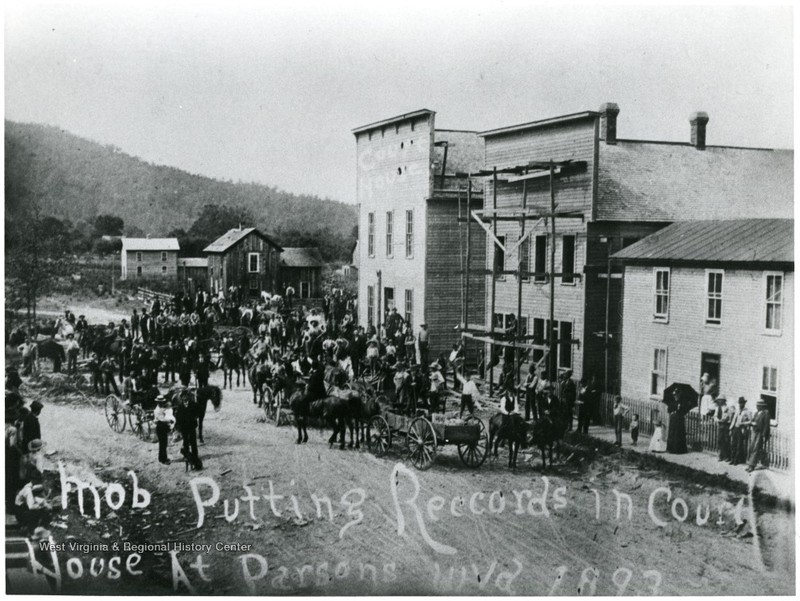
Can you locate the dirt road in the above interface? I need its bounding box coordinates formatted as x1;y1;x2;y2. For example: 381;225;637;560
19;368;795;596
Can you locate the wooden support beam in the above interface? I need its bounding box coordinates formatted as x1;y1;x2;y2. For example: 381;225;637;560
461;332;581;350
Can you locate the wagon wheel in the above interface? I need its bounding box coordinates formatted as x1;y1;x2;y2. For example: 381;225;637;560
134;409;153;442
458;416;489;468
407;417;437;470
104;395;126;433
367;415;391;456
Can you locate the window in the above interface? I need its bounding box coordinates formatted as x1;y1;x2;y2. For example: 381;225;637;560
136;266;142;277
651;348;667;397
405;210;414;258
385;211;393;257
559;322;573;369
562;235;576;284
765;273;783;332
532;318;545;367
706;270;723;324
534;235;547;282
404;289;413;324
654;268;670;321
494;236;506;279
519;237;530;281
368;213;375;257
367;286;375;326
761;366;778;422
161;251;167;262
248;253;260;274
300;282;311;298
161;265;167;275
249;279;258;290
136;252;142;262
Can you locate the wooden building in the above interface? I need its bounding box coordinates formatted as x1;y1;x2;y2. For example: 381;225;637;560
353;110;486;359
120;237;179;280
280;247;324;298
477;103;792;391
177;257;209;293
615;219;793;433
204;227;282;298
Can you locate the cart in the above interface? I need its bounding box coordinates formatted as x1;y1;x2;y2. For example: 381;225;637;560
366;406;489;470
104;390;157;442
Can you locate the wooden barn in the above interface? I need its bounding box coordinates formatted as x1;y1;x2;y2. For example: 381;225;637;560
177;257;209;293
280;247;324;298
204;227;283;298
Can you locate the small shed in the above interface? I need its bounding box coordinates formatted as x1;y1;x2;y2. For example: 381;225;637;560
177;257;209;293
280;247;325;298
204;227;283;297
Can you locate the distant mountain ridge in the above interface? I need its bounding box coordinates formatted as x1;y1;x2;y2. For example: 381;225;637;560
4;120;356;242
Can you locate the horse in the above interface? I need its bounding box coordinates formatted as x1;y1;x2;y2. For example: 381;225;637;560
248;361;271;406
529;405;569;470
321;389;364;450
35;337;67;373
166;385;222;445
219;344;245;389
488;413;531;468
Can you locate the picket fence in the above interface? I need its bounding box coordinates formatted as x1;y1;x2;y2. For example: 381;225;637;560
137;287;172;303
597;393;791;472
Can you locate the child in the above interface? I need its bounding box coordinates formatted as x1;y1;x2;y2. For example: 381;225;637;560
613;396;629;446
630;413;640;446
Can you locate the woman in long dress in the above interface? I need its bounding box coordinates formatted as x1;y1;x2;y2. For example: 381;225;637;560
666;389;688;454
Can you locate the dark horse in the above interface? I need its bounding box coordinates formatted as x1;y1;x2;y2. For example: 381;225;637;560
248;361;270;406
167;385;222;444
489;413;530;468
530;404;569;470
220;344;246;389
290;389;364;450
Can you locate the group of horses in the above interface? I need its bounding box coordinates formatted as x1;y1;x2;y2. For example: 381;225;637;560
488;402;571;469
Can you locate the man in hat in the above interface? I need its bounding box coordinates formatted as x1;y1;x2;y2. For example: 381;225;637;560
65;333;81;374
154;396;175;465
428;362;446;413
729;397;752;465
559;370;576;431
6;393;25;506
20;439;44;484
746;400;772;472
21;400;43;455
459;372;481;419
713;395;733;461
14;474;52;535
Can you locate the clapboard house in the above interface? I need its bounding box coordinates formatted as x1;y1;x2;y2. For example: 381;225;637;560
204;227;283;297
354;109;486;359
280;247;324;298
120;237;179;280
479;103;793;391
614;219;794;433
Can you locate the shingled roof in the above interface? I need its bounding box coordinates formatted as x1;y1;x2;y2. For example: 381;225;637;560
613;219;793;266
203;227;282;253
597;141;793;221
280;247;324;268
121;237;179;252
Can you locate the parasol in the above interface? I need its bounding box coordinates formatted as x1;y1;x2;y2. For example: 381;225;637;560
663;382;698;416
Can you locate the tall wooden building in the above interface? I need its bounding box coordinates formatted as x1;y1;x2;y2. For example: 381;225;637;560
204;227;283;297
120;237;179;280
353;109;486;359
479;103;793;391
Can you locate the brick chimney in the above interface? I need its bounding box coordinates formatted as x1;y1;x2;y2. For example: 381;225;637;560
690;112;709;149
599;102;620;144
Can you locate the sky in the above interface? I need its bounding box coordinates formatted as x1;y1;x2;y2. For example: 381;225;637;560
4;1;794;205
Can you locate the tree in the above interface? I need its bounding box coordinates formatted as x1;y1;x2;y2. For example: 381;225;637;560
187;204;255;242
5;204;73;329
93;214;124;238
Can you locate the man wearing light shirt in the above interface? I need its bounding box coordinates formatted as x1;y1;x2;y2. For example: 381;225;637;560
154;396;175;465
459;372;480;419
729;396;752;465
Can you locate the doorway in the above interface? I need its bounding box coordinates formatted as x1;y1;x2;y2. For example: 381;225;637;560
384;287;395;320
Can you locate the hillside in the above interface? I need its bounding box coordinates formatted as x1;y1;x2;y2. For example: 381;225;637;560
4;120;356;246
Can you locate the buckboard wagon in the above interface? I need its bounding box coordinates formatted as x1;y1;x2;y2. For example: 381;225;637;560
367;407;489;470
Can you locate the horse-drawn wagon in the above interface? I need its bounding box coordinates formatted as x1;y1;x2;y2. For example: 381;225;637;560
366;401;489;470
104;389;158;441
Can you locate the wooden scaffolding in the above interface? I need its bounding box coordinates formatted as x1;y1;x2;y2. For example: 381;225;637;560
455;160;586;395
